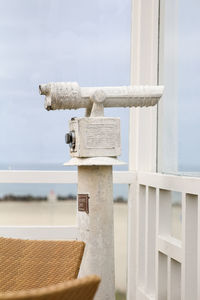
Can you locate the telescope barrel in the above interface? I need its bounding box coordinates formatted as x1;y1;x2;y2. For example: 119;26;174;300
39;82;163;110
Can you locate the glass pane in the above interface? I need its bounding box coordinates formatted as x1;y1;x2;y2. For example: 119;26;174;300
178;0;200;174
0;0;131;171
158;0;178;173
158;0;200;176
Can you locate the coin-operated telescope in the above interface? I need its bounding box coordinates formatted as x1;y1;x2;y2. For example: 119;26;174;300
39;82;163;158
39;82;163;300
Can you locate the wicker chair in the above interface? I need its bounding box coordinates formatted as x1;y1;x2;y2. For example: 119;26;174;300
0;237;100;300
0;237;85;292
0;275;101;300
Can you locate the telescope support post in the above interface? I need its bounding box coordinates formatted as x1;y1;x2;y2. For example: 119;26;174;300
78;165;115;300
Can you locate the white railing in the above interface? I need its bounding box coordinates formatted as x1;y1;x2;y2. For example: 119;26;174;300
127;171;200;300
0;226;80;240
0;170;134;241
0;170;134;184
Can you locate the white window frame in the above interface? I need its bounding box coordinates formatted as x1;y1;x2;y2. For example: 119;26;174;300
128;0;160;298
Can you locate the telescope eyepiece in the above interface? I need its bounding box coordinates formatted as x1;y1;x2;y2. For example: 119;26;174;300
39;84;49;96
46;105;52;111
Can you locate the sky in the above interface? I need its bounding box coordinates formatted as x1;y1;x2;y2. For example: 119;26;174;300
0;0;200;175
0;0;131;170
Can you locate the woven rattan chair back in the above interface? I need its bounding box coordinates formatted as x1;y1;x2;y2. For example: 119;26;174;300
0;237;85;293
0;275;100;300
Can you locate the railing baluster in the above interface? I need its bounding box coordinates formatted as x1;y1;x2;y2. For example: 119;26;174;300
167;257;171;300
157;189;171;300
169;258;181;300
137;185;146;288
198;194;200;300
127;183;137;300
158;252;168;300
182;193;198;300
155;188;159;300
145;187;156;295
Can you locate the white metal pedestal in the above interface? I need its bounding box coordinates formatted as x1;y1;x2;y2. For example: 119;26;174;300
78;165;115;300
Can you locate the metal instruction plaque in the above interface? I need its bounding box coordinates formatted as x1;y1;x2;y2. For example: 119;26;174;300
78;194;89;214
86;124;116;149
